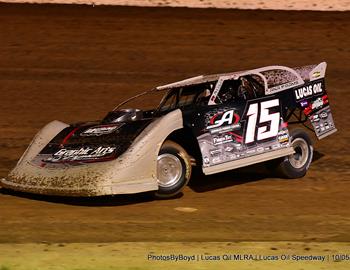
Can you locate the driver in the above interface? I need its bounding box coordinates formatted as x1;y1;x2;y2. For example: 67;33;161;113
238;77;257;100
220;85;235;103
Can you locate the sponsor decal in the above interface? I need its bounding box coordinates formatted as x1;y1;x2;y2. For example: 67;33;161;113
311;98;324;110
210;149;222;157
209;124;241;134
207;110;240;131
46;146;116;162
272;144;281;150
213;134;233;145
304;107;312;116
320;112;328;119
268;80;299;94
322;94;329;104
233;142;244;150
277;129;289;143
312;71;321;78
304;95;328;116
257;147;264;153
300;100;309;108
278;133;289;143
80;124;123;137
294;82;323;100
224;146;234;152
312;114;320;122
308;105;336;139
246;148;256;155
212;157;222;164
228;154;237;159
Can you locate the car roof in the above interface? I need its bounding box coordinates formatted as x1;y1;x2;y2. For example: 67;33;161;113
155;63;326;95
155;71;245;91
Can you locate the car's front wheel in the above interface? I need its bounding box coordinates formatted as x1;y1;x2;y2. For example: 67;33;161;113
154;140;192;199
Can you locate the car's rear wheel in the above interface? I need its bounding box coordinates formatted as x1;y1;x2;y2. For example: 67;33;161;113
154;140;192;199
273;129;313;178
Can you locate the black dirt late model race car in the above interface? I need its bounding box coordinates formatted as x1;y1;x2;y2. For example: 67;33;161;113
1;62;337;198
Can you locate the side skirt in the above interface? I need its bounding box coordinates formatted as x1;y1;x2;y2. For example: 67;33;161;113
203;147;295;175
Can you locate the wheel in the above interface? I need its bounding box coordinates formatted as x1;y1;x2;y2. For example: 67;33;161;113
272;129;314;178
154;140;192;199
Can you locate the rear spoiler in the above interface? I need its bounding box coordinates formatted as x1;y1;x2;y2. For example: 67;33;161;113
294;62;327;82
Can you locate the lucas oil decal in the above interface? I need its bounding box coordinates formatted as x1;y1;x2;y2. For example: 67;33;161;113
45;146;116;162
294;81;323;100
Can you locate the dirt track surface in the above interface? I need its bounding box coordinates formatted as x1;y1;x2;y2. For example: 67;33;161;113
0;4;349;243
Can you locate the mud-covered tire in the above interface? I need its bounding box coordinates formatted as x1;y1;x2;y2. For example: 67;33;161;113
154;140;192;199
273;129;314;179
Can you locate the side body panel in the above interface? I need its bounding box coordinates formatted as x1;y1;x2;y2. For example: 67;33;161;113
291;79;337;139
187;96;293;174
186;62;336;175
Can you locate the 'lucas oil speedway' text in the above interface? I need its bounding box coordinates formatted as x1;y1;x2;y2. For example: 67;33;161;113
147;253;329;262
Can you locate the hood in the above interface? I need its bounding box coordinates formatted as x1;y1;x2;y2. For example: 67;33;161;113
32;110;154;168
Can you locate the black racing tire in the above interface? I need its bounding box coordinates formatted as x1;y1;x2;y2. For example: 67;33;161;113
272;128;314;179
154;140;192;199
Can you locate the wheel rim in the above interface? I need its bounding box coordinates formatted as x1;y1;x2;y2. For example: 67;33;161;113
288;138;309;169
157;154;182;188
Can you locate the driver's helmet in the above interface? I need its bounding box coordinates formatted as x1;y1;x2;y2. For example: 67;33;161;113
238;77;257;100
221;85;235;103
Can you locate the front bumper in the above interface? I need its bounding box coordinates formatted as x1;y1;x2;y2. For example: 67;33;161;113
1;156;158;196
0;174;157;197
0;177;106;196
